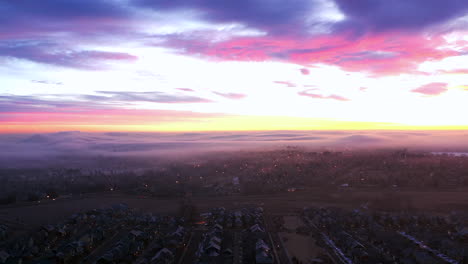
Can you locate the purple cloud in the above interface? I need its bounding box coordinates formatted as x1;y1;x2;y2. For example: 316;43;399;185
411;82;448;95
213;91;247;100
1;0;127;19
95;91;213;103
31;80;63;85
0;1;138;69
334;0;468;33
298;90;349;101
0;91;213;114
0;95;109;113
0;40;137;69
0;0;131;39
138;0;468;37
136;0;317;36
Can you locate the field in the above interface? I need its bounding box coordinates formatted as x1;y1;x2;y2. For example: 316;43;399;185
2;187;468;231
279;216;325;262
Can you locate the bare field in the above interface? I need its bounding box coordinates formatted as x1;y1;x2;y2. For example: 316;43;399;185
0;195;179;229
279;216;324;262
195;188;468;214
280;232;324;262
1;188;468;230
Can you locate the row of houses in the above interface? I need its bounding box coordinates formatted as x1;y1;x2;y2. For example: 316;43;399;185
201;207;265;229
0;204;187;264
195;207;274;264
303;207;468;264
196;223;226;262
1;205;128;263
255;239;273;264
94;224;187;264
0;225;9;243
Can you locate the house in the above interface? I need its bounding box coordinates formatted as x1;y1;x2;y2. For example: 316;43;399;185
256;250;273;264
96;254;114;264
255;239;273;264
130;230;144;238
200;212;212;219
205;242;221;257
208;236;222;245
171;226;185;239
0;251;10;264
150;248;174;264
413;251;437;263
204;235;222;256
0;225;8;240
456;227;468;241
234;218;243;228
222;248;233;258
233;177;240;185
135;258;149;264
249;224;265;233
213;224;223;232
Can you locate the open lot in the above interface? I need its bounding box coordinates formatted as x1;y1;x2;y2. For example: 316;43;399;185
279;216;325;262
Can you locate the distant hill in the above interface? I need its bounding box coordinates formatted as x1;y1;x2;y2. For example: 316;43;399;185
20;134;51;144
339;135;383;144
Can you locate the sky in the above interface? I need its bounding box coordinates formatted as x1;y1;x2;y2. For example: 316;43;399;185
1;0;468;133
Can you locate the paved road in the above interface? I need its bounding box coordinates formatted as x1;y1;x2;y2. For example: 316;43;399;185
179;230;203;264
232;231;242;264
264;213;291;264
82;227;129;264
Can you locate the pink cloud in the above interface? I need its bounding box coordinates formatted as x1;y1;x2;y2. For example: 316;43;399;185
438;69;468;75
274;81;297;87
213;91;247;100
0;109;224;125
298;90;349;101
164;32;460;76
300;68;310;75
176;88;195;92
411;82;448;95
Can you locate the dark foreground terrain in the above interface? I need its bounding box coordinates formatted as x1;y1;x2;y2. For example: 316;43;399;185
1;199;467;264
1;149;468;263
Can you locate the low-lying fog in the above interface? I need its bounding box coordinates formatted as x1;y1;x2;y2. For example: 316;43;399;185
0;130;467;168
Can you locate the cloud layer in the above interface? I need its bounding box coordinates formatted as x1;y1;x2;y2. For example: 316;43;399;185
1;0;467;73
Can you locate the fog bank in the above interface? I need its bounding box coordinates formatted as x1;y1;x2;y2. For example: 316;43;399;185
1;130;467;168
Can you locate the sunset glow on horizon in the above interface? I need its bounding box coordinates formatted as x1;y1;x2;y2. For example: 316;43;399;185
1;0;468;132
